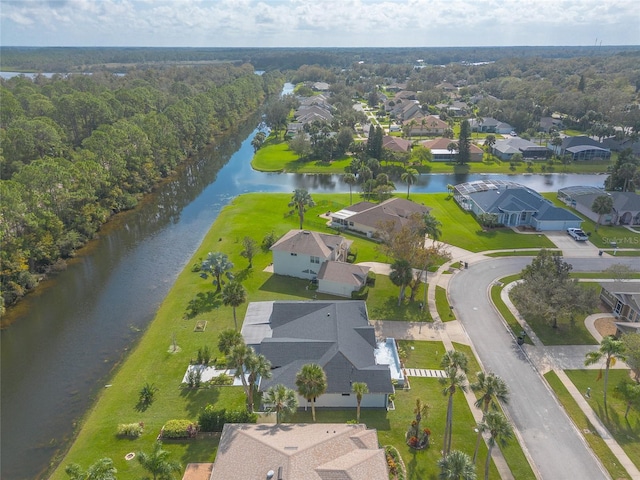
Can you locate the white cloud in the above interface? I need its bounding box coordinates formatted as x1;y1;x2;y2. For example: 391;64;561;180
1;0;638;46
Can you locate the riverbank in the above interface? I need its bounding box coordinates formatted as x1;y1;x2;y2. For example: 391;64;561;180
251;138;614;175
50;191;544;479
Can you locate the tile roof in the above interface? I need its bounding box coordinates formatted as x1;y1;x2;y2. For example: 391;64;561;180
210;423;388;480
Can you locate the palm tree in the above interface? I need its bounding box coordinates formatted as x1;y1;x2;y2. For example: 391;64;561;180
613;380;640;420
471;372;509;463
217;328;243;356
440;350;469;456
483;134;496;150
591;195;613;232
137;441;182;480
201;251;234;292
263;384;298;423
447;142;458;160
295;363;327;422
414;397;430;431
344;173;357;205
65;458;117;480
221;280;246;330
422;212;443;243
289;189;315;230
477;411;513;480
584;335;626;412
228;343;252;409
401;168;419;199
437;450;477;480
352;382;369;422
619;162;638;192
245;352;272;413
389;259;413;306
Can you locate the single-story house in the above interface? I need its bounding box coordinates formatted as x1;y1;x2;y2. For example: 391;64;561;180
420;137;484;162
539;116;564;133
209;423;389;480
553;136;611;161
312;81;330;91
404;115;449;136
454;180;583;231
241;300;397;409
270;229;369;297
330;197;432;238
492;137;550;161
599;282;640;324
557;187;640;226
382;135;412;153
468;117;514;134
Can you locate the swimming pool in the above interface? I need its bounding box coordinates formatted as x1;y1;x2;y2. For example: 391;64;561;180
374;338;405;386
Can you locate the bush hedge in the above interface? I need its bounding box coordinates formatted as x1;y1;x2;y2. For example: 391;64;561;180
198;406;257;432
161;419;198;439
116;422;143;438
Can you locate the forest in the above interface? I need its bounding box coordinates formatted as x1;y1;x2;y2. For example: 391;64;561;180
0;64;285;313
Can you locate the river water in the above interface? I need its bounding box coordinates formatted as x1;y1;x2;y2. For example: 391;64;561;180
0;85;607;479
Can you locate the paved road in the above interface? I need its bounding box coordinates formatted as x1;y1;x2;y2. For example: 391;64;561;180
449;256;638;480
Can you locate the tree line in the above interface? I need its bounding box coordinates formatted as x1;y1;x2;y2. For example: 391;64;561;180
0;65;284;314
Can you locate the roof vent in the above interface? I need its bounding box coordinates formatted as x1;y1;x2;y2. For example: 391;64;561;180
267;470;275;479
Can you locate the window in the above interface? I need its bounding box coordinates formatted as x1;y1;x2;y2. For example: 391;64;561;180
311;256;320;264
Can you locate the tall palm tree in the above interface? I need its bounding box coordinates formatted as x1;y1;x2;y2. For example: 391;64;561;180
401;168;419;199
289;189;315;230
477;411;513;480
217;328;243;356
422;212;443;243
440;350;469;456
263;384;298;423
228;343;252;409
584;335;626;412
619;162;638;192
221;280;246;330
344;173;357;205
471;372;509;463
389;258;413;306
437;450;477;480
201;251;234;292
137;441;182;480
295;363;327;422
590;195;613;232
245;352;272;413
352;382;369;422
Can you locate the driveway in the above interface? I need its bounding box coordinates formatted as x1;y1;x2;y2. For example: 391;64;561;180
545;231;601;257
448;256;638;480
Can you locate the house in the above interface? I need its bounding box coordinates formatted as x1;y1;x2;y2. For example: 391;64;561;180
468;117;514;134
382;135;412;153
405;115;449;136
330;197;432;238
209;423;389;480
270;230;369;296
454;180;583;231
599;282;640;324
241;300;398;408
557;186;640;226
492;137;550;161
420;137;484;162
555;136;611;161
539;116;564;133
312;82;330;92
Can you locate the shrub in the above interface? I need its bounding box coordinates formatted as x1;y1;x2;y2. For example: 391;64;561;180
366;271;376;286
186;368;203;388
161;419;198;439
262;231;277;252
351;285;369;300
138;382;158;408
209;373;234;386
117;422;144;438
198;406;258;432
196;346;211;365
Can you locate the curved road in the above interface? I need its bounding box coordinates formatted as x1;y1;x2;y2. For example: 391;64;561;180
449;256;638;480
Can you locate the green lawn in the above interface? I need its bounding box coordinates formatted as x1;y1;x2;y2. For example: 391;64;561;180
486;250;560;257
490;276;533;345
412;193;556;252
435;285;456;321
564;369;640;471
545;370;638;479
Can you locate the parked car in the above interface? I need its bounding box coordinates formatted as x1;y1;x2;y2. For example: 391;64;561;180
567;227;588;241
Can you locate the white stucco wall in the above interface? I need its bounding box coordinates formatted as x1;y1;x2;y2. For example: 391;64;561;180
272;250;321;279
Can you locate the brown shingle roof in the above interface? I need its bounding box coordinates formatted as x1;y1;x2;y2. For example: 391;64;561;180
210;424;388;480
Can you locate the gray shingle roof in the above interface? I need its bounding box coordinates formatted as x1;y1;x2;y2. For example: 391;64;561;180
340;197;431;231
271;230;352;258
242;301;393;395
318;262;369;286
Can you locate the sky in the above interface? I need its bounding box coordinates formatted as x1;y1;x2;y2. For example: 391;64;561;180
1;0;639;48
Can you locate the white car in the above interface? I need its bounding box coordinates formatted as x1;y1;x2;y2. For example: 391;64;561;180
567;228;588;241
